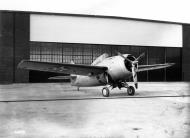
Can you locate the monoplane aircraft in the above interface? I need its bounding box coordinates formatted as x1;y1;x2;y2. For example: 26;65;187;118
18;52;174;97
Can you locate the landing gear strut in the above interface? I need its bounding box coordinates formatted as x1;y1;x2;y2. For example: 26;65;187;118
122;82;135;96
102;87;110;97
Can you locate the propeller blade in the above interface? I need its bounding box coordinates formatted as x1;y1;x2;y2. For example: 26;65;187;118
132;60;138;64
136;52;145;62
117;52;133;63
132;65;138;89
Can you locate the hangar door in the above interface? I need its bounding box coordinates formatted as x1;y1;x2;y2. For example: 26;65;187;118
29;14;182;82
29;42;182;82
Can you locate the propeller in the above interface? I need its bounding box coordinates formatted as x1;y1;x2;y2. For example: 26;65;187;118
132;63;138;89
117;52;145;89
135;52;145;62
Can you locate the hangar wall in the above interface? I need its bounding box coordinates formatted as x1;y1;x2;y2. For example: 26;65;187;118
30;14;182;47
29;14;182;82
183;25;190;81
0;11;29;83
0;11;189;83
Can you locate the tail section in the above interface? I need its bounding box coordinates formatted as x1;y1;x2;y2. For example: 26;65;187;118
70;60;75;64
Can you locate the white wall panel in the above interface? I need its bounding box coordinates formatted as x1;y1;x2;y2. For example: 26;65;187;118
30;14;182;47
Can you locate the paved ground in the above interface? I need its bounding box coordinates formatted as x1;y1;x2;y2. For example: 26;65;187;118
0;82;190;138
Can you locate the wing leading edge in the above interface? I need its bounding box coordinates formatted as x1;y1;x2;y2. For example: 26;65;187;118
137;63;175;72
18;60;108;76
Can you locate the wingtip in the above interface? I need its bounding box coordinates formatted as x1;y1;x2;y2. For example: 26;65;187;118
17;60;28;69
168;63;175;66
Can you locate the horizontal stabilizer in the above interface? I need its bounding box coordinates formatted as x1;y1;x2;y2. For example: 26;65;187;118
48;76;71;80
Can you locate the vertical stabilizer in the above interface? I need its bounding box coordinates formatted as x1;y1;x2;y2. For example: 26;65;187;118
70;60;75;64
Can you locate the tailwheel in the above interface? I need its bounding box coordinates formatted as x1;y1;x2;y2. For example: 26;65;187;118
127;86;135;96
102;87;110;97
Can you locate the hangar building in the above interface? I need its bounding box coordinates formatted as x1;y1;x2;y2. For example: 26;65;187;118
0;10;189;83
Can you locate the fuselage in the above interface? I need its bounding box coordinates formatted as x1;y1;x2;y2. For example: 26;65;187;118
71;55;133;87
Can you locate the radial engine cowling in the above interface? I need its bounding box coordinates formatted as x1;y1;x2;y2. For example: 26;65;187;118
97;55;134;81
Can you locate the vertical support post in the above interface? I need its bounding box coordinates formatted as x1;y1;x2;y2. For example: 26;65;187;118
147;47;149;81
164;48;167;81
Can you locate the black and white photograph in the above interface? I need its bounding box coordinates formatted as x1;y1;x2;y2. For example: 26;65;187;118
0;0;190;137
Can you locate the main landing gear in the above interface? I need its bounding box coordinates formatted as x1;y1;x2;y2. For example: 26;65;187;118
102;87;110;97
101;82;136;97
127;86;135;96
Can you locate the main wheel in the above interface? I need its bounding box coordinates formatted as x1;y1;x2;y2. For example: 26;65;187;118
127;86;135;96
102;87;110;97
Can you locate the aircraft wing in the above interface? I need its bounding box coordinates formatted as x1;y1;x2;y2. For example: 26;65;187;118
18;60;108;76
137;63;175;72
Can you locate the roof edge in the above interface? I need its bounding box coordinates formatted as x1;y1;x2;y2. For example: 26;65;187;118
0;9;189;25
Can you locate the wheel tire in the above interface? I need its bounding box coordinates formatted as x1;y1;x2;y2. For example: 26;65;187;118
102;87;110;97
127;86;135;96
